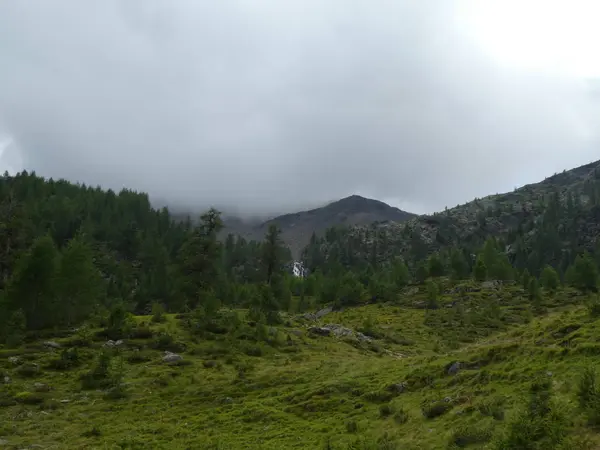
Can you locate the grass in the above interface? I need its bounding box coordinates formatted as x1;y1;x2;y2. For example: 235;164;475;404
1;282;600;448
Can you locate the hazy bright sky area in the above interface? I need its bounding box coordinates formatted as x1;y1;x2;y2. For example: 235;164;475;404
0;0;599;216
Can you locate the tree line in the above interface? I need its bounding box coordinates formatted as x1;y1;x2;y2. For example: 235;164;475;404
1;170;600;344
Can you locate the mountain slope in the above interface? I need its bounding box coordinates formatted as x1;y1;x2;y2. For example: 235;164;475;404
304;160;600;273
226;195;416;257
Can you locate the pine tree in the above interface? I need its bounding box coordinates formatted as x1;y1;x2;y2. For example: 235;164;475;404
56;233;104;326
415;263;429;284
426;280;439;310
262;224;284;285
522;268;531;291
450;248;469;280
391;258;410;289
540;265;560;293
570;252;598;293
6;235;59;329
428;253;445;278
474;257;487;281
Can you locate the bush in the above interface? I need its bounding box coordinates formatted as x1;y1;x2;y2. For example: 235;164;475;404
587;297;600;318
345;420;358;433
364;391;394;403
379;403;395;418
243;345;263;357
151;332;186;353
80;350;113;390
422;401;452;419
151;302;166;323
15;391;45;405
130;326;154;340
16;363;40;378
47;348;80;370
478;397;505;421
578;366;599;408
495;379;569;449
393;407;409;424
448;425;492;448
126;351;152;364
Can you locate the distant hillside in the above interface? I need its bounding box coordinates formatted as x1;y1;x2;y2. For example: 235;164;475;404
224;195;416;257
305;160;600;274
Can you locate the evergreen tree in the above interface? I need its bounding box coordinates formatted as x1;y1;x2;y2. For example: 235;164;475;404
540;265;560;293
5;235;59;329
391;258;410;289
570;252;598;293
522;268;531;291
450;248;469;280
55;233;105;326
428;253;445;278
474;257;487;281
426;280;439;310
415;263;429;284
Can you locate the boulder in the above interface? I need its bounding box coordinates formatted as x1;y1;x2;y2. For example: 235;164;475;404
43;341;61;349
33;382;51;392
315;307;333;319
447;362;461;376
162;351;183;363
8;356;21;365
308;327;331;337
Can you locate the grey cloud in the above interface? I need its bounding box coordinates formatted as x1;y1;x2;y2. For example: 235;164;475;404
0;0;598;216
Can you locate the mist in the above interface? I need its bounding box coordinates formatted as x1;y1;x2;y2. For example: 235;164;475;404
0;0;598;216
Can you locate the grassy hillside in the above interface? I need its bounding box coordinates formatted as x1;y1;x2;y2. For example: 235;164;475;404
2;282;600;449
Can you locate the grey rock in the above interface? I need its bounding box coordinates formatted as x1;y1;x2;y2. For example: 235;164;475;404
103;339;124;348
33;382;51;392
60;399;70;403
8;356;20;365
546;371;553;377
162;351;183;363
315;307;333;319
308;327;331;336
447;362;461;375
0;438;9;445
43;341;61;349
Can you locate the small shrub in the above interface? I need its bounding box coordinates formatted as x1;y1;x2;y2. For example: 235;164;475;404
0;394;17;407
379;403;395;418
448;425;492;448
243;345;263;357
588;297;600;318
578;366;599;408
130;326;154;340
16;363;40;378
126;351;152;364
151;332;185;353
151;302;167;323
14;391;45;405
82;426;102;437
80;350;113;390
422;401;452;419
47;348;80;370
478;397;506;420
393;407;409;424
345;420;358;433
364;390;394;403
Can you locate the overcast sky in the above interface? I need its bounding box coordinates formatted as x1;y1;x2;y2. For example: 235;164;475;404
0;1;599;216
